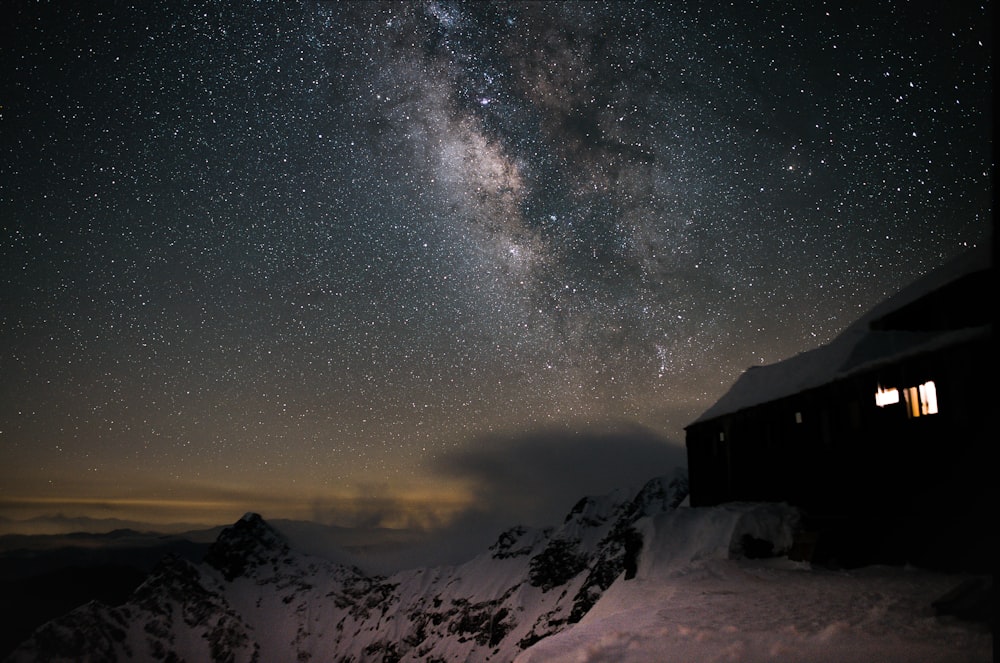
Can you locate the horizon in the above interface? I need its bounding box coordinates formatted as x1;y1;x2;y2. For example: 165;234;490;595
1;433;689;540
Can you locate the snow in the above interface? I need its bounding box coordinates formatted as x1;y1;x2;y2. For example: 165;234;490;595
516;504;991;663
517;559;989;663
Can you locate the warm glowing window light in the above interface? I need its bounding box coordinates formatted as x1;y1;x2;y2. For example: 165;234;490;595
905;386;921;417
901;380;938;417
919;380;938;415
875;385;899;407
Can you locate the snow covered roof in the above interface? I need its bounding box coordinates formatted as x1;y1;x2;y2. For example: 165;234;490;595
689;244;992;425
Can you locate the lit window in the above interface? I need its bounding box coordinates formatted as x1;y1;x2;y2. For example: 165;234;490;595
794;411;803;424
902;380;938;417
905;387;920;417
919;380;938;415
875;385;899;407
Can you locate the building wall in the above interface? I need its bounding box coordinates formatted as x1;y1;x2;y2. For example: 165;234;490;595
685;336;988;518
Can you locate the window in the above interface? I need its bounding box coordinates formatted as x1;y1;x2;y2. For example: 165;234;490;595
875;385;899;407
876;381;937;417
903;380;938;417
794;411;803;424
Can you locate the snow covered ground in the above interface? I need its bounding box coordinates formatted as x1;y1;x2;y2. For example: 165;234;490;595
517;505;992;663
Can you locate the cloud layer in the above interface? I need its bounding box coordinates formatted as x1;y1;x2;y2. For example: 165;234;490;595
432;424;687;527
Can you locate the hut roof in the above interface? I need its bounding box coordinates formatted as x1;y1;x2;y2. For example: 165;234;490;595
689;244;992;426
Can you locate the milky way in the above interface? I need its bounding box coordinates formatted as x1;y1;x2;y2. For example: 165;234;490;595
0;1;991;529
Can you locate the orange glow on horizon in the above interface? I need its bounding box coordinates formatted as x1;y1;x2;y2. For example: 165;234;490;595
0;485;477;535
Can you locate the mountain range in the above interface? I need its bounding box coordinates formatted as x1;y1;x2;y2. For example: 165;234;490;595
6;468;990;662
7;472;697;661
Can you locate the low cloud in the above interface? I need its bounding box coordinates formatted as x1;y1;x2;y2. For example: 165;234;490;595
431;423;687;529
306;484;458;532
275;425;686;572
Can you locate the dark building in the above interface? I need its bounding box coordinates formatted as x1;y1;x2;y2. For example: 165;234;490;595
685;246;993;570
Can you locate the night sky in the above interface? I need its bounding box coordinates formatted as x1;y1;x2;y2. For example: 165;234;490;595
1;1;992;532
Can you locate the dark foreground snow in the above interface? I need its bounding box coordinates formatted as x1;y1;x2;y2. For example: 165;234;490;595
517;505;991;662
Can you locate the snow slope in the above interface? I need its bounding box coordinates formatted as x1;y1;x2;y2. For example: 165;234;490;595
517;504;991;662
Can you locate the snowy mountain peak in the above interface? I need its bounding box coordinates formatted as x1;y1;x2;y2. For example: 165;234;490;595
203;512;290;581
628;469;689;519
490;525;550;560
564;488;630;526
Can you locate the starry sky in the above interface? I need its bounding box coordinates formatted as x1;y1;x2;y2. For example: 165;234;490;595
0;1;992;533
